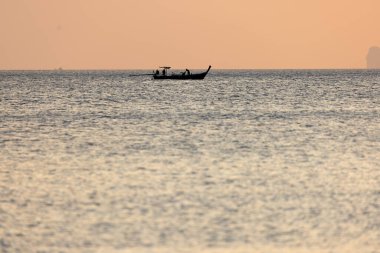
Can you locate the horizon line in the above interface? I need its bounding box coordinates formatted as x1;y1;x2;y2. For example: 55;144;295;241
0;67;378;71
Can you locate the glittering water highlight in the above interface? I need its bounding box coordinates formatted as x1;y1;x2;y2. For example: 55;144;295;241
1;70;379;253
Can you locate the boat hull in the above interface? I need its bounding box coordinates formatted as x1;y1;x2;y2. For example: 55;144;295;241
153;66;211;80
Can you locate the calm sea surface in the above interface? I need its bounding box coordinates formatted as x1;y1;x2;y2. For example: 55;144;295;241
0;70;379;253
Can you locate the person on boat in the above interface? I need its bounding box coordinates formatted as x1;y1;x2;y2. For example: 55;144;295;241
155;70;159;76
185;69;191;75
162;69;166;76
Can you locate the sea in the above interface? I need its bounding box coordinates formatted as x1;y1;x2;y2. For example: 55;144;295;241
0;69;379;253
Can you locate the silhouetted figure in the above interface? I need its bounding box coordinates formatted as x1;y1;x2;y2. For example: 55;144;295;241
155;70;159;75
162;69;166;76
185;69;191;75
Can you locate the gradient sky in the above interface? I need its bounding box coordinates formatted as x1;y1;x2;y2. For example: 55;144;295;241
1;0;380;69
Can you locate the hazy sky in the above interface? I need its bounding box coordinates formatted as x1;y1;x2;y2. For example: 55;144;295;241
1;0;379;69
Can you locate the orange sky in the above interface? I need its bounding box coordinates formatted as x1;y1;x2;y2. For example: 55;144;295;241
1;0;379;69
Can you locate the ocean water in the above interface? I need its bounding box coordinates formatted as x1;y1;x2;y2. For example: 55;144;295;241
0;70;379;253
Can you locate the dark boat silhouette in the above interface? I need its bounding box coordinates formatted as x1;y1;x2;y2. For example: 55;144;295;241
153;65;211;80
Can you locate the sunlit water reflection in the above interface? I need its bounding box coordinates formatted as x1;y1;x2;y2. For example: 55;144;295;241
1;70;379;253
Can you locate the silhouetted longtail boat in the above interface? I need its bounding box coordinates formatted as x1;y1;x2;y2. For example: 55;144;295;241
153;65;211;80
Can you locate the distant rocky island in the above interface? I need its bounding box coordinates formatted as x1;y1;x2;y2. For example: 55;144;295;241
367;47;380;69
